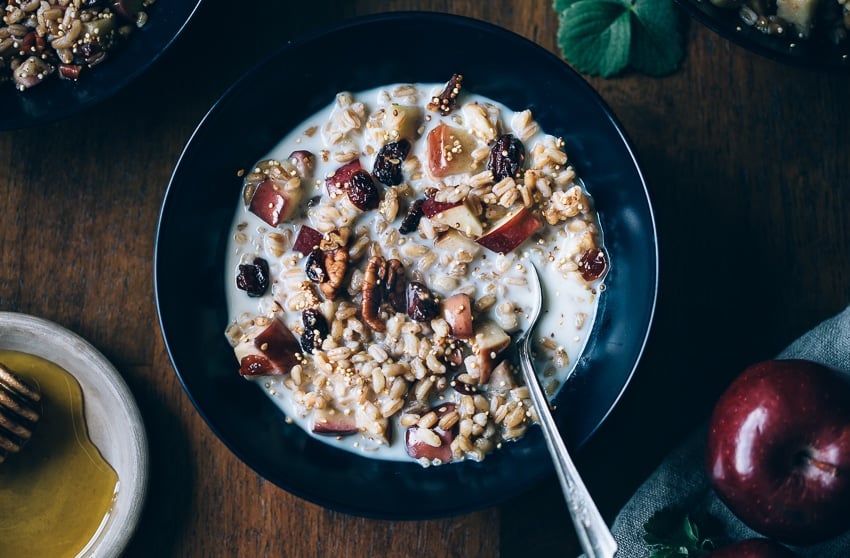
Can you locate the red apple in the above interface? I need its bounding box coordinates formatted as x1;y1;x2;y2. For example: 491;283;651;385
404;403;457;463
476;206;542;254
706;359;850;545
235;319;301;376
706;538;799;558
442;293;473;339
426;122;475;178
248;178;302;227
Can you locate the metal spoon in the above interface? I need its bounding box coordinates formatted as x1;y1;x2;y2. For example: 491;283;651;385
516;263;618;558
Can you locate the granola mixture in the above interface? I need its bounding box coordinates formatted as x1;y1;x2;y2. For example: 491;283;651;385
224;76;608;466
1;0;156;90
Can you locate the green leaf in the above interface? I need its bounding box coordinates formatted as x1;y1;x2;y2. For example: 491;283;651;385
628;0;685;76
642;507;724;557
557;0;632;77
683;514;699;543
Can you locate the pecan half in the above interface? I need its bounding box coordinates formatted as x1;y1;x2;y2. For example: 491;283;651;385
427;73;463;116
362;256;387;332
319;248;348;301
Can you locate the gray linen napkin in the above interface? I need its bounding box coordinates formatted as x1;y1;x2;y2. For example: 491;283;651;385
609;304;850;557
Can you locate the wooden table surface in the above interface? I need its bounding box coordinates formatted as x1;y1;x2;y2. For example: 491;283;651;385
2;1;848;556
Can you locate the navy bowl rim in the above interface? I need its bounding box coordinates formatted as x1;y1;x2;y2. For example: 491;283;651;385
0;0;204;130
676;0;850;71
155;10;659;519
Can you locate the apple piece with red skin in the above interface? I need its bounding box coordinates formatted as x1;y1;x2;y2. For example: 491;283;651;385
404;403;457;463
426;122;476;178
311;408;358;436
235;319;301;377
292;225;323;256
434;229;481;256
324;159;362;198
248;178;303;227
112;0;143;21
706;539;799;558
427;201;484;238
476;206;542;254
706;359;850;545
421;197;461;218
472;320;511;384
442;293;474;339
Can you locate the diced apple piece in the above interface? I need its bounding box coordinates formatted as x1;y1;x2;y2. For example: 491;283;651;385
404;403;457;463
472;320;511;383
422;197;461;218
777;0;819;37
429;201;483;238
311;408;358;436
386;104;424;141
235;319;300;376
427;122;476;178
292;225;323;256
442;293;474;339
248;178;303;227
355;406;391;444
434;229;482;256
486;360;518;392
324;159;362;198
288;150;315;178
112;0;143;21
476;206;542;254
238;354;276;377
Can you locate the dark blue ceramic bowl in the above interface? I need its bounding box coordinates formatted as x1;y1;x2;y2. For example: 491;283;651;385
155;11;658;519
0;1;202;130
678;0;850;71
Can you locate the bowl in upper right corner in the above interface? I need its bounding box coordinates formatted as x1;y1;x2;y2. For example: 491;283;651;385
678;0;850;70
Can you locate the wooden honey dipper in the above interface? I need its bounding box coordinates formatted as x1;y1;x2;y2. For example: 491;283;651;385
0;363;41;464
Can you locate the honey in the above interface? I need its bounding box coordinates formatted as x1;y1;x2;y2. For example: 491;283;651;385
0;350;118;558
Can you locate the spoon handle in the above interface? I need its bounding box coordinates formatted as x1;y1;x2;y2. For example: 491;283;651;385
519;349;618;558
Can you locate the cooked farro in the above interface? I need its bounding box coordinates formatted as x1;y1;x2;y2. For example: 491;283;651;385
225;77;607;466
1;0;156;90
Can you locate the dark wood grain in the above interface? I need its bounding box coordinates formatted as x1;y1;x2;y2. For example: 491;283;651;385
1;1;847;556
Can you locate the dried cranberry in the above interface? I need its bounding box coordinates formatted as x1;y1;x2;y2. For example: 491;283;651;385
236;257;269;297
300;308;329;354
372;140;411;186
398;199;424;235
305;249;327;283
578;248;608;281
406;281;439;322
487;134;525;181
347;170;380;211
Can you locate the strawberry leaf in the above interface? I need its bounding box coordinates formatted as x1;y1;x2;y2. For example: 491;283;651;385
554;0;685;77
557;0;632;77
643;507;725;557
629;0;685;76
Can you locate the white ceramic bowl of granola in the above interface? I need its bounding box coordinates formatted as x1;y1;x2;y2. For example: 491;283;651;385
0;312;148;556
156;12;657;519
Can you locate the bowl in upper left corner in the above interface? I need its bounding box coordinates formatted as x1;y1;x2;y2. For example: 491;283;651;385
0;0;202;130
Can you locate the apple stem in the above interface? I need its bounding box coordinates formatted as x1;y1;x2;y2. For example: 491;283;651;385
801;453;839;476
